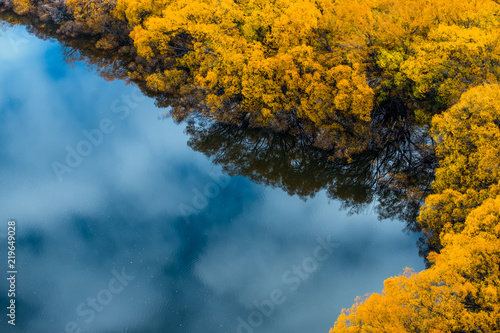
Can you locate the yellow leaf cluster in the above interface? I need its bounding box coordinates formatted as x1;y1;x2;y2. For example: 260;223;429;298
12;0;31;15
333;85;500;332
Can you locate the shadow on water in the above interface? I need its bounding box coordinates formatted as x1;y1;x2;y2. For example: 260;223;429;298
183;114;437;263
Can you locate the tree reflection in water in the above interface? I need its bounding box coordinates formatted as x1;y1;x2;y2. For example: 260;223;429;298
183;111;437;264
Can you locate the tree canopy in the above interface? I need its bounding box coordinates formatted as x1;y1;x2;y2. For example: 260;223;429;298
333;85;500;332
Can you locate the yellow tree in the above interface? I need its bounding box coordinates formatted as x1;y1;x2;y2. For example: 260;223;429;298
12;0;32;15
332;195;500;332
419;84;500;241
115;0;376;158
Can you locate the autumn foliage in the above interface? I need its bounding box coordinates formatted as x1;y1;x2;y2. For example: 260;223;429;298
2;0;500;331
332;85;500;332
114;0;500;158
112;0;379;157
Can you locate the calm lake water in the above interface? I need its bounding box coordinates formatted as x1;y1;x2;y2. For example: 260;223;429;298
0;26;425;333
